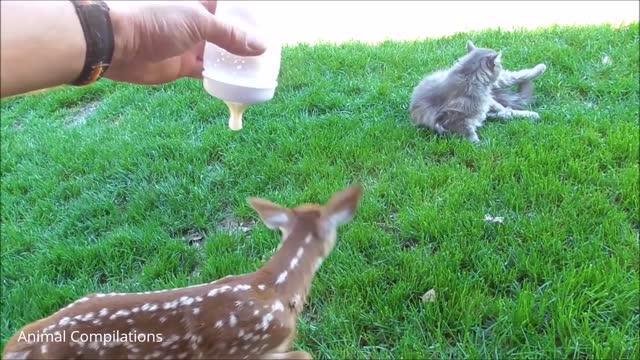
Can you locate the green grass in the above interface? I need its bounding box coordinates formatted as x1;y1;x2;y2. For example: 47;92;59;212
1;23;638;359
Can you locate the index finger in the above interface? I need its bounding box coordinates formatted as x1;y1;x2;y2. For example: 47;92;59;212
200;0;217;14
204;16;267;56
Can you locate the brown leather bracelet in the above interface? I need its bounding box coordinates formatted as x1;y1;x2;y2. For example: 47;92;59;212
70;0;114;86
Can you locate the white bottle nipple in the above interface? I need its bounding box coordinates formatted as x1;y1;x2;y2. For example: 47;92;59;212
226;101;247;131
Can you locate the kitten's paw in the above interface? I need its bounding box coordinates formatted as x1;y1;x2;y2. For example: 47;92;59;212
497;110;514;119
510;110;540;120
468;134;481;145
534;64;547;76
523;111;540;121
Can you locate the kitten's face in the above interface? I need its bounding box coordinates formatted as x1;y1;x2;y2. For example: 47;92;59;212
457;40;502;84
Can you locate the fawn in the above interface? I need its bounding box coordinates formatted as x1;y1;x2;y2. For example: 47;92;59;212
3;185;364;360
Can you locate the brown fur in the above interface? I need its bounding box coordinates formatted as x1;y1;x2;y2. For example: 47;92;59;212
2;185;364;360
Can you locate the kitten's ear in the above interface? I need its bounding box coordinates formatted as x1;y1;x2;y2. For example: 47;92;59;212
466;40;476;53
487;52;502;70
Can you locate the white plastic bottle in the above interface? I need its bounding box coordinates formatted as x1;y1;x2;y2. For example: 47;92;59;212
202;1;282;131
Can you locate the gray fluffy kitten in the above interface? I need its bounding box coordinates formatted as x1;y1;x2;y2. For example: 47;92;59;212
409;40;546;143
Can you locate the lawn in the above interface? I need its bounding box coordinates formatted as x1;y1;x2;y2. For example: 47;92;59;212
1;23;638;359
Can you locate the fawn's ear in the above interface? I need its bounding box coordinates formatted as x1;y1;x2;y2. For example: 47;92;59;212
467;40;476;52
325;184;363;227
249;198;292;230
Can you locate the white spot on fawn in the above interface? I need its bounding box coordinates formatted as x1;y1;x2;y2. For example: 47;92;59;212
44;325;56;333
110;309;130;319
257;284;266;290
161;335;181;348
208;285;232;297
290;257;299;269
179;296;194;306
193;308;200;315
141;303;158;312
296;247;304;258
229;314;238;327
257;313;274;331
163;300;179;310
275;271;288;284
215;320;224;328
272;300;284;312
40;344;48;354
304;234;312;244
233;284;251;292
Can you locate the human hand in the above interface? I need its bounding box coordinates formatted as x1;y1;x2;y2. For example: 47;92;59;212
104;1;267;85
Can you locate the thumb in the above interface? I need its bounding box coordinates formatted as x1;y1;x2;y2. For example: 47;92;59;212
202;15;267;57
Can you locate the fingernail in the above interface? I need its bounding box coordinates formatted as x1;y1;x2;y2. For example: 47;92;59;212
247;36;267;52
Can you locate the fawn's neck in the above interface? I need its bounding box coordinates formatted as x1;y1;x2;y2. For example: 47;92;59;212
258;223;324;311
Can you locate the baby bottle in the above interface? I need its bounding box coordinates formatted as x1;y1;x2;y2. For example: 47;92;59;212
202;0;282;131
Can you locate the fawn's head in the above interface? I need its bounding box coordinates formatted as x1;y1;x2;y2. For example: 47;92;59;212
248;184;363;256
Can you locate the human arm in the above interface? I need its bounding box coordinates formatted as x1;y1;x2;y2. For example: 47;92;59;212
0;1;267;98
0;1;87;98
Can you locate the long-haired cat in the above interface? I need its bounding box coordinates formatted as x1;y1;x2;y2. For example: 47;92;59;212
409;40;546;143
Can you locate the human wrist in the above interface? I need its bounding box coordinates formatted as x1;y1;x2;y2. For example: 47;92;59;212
68;0;117;86
103;2;134;80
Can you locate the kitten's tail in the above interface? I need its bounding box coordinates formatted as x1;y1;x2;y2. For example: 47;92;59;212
492;81;535;110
